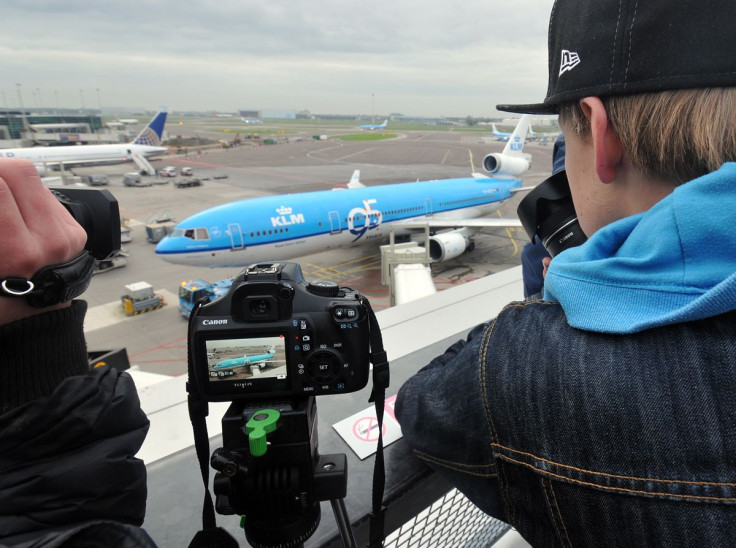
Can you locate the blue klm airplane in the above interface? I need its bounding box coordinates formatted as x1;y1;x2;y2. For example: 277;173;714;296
155;116;532;268
359;118;388;130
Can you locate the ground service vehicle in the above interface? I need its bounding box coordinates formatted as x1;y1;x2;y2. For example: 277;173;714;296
121;281;165;315
123;173;152;187
181;167;193;175
160;166;177;177
179;277;233;317
88;174;110;186
174;177;202;188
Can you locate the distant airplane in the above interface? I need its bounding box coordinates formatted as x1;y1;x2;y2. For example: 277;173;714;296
117;118;140;125
491;123;512;141
528;125;539;142
213;345;277;370
155;116;533;268
360;119;388;130
0;111;168;175
241;117;264;125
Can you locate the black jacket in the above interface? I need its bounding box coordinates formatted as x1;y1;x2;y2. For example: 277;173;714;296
0;302;154;546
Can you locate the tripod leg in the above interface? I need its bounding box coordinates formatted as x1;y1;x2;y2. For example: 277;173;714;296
330;498;357;548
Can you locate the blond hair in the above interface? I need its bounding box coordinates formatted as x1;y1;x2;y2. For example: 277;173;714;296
559;88;736;185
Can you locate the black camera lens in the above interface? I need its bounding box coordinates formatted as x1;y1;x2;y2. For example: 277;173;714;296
49;187;121;260
517;170;587;257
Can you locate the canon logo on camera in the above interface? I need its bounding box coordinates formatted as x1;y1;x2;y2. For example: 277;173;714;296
202;319;228;325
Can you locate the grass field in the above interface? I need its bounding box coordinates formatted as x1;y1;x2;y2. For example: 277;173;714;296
331;132;398;141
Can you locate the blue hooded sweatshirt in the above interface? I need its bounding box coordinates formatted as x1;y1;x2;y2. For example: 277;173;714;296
544;163;736;334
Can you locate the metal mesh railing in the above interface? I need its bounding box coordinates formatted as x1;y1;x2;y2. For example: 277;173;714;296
383;488;511;547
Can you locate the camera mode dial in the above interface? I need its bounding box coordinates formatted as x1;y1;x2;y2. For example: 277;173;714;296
306;280;339;297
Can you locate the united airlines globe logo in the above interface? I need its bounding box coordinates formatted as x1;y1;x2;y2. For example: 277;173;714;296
135;127;162;146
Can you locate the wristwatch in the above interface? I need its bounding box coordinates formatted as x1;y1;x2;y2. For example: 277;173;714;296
0;251;96;308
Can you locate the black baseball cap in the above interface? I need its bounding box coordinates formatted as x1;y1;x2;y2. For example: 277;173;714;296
498;0;736;114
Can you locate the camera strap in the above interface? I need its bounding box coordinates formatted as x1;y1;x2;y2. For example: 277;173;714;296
0;251;95;308
361;295;390;548
186;299;239;548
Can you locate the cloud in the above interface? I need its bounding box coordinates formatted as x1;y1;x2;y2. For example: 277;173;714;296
3;0;553;116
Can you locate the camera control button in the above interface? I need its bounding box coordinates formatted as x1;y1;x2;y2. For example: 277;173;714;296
333;306;359;322
306;350;341;383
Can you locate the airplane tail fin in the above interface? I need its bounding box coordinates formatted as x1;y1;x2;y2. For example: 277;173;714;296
132;111;168;146
501;115;531;156
381;119;388;127
347;169;364;189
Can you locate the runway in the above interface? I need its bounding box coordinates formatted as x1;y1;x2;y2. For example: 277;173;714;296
76;126;554;377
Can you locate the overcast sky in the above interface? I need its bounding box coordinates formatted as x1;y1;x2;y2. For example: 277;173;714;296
2;0;553;117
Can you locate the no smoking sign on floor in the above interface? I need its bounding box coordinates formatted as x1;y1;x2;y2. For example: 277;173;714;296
333;394;403;459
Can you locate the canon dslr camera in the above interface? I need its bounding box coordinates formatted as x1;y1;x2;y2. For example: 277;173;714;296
190;262;370;401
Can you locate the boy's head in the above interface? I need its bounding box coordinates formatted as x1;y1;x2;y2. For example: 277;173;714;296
559;89;736;185
499;0;736;236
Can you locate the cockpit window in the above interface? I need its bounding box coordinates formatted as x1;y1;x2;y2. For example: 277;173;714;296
176;228;210;240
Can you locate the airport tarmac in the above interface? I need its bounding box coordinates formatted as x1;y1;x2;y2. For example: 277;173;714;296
75;128;555;378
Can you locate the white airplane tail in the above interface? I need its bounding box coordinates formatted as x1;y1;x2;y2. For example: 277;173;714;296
482;115;532;177
347;169;364;189
501;114;531;156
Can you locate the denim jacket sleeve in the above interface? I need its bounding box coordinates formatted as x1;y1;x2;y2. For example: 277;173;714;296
394;321;507;519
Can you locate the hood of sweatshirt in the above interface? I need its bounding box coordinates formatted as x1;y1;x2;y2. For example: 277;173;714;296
544;163;736;334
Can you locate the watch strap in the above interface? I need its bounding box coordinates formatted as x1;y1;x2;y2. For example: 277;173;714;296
0;252;96;308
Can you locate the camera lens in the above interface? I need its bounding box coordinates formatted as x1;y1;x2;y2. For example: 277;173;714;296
517;170;587;257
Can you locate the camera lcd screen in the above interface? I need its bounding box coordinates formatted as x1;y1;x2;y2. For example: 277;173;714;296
205;335;288;384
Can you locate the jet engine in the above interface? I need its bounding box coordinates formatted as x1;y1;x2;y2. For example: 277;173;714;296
428;231;471;262
482;153;530;177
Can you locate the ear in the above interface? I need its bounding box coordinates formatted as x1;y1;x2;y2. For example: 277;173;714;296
579;97;623;183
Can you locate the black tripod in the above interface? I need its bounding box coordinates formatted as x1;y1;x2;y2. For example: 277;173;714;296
211;397;357;548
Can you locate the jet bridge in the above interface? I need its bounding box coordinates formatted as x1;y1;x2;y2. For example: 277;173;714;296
138;266;529;547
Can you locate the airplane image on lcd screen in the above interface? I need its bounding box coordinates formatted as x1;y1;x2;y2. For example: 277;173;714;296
206;336;287;381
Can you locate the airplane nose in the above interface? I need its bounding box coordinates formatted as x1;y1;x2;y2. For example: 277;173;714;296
155;236;178;259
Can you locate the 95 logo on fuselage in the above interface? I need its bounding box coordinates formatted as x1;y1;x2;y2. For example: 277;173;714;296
348;199;383;240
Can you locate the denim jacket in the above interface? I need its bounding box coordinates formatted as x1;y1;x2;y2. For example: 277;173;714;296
395;300;736;547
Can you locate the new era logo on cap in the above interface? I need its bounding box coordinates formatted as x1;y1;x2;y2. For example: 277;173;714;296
559;50;580;76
